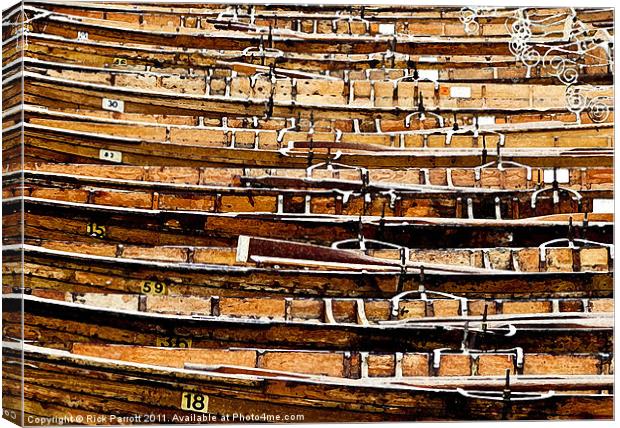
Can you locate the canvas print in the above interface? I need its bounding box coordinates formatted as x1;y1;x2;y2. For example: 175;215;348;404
1;1;614;425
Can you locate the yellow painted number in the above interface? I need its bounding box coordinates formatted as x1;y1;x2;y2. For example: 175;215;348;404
141;280;167;295
156;336;192;348
86;222;106;238
181;392;209;413
112;57;127;66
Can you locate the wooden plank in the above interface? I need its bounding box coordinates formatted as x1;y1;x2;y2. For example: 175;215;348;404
3;295;614;354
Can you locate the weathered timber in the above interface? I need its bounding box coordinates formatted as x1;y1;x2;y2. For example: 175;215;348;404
3;123;613;169
63;343;620;382
15;238;614;274
3;170;612;220
2;296;613;353
6;56;613;91
2;343;613;422
1;2;615;423
3;197;613;249
27;1;612;33
26;8;578;56
2;244;613;298
11;58;614;110
5;31;612;80
12;103;615;151
11;71;613;121
9;160;614;192
23;2;612;22
8;288;614;324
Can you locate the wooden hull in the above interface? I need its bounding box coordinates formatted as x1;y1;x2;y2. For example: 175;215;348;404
11;103;615;151
5;32;613;82
1;243;612;299
4;170;613;220
2;295;613;354
9;158;614;192
3;123;613;171
3;197;614;249
10;58;613;115
30;12;562;56
3;344;613;423
12;71;614;122
6;36;612;83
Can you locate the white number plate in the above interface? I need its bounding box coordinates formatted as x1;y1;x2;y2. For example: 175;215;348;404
102;98;124;112
99;149;123;163
477;115;496;126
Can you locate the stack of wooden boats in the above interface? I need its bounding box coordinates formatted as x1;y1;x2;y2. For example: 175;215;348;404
2;2;614;423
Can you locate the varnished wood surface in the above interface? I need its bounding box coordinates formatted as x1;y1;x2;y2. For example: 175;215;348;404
3;196;614;250
2;295;614;354
3;343;613;422
2;1;615;422
3;122;614;170
2;242;613;298
2;169;612;220
4;32;613;80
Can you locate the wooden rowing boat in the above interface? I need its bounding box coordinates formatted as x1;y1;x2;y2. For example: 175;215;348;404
7;159;613;192
3;169;612;220
2;240;613;298
8;69;613;121
9;103;615;151
19;236;614;273
3;121;613;169
24;2;613;38
2;342;612;423
24;6;574;56
5;31;612;82
5;287;615;321
2;295;613;353
3;196;613;248
7;58;616;109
